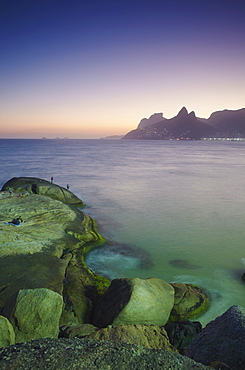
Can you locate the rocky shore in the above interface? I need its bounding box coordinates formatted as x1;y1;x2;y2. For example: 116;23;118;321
0;177;244;369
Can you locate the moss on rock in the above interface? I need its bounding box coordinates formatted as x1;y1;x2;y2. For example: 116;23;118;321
2;177;85;207
169;283;209;321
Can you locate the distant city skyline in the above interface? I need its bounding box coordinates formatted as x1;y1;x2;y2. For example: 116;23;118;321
1;0;245;139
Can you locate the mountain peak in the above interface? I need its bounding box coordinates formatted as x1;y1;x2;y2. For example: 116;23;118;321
177;107;188;117
189;111;196;118
137;113;165;129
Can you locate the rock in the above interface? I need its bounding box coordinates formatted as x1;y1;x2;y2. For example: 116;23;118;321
0;337;213;369
0;253;71;310
1;177;85;207
60;252;110;326
0;316;15;348
169;283;209;320
186;305;245;370
92;277;175;328
85;324;177;351
164;321;202;353
0;185;109;327
0;193;100;258
59;323;97;338
3;288;63;343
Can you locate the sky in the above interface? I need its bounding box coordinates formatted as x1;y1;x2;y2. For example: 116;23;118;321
0;0;245;139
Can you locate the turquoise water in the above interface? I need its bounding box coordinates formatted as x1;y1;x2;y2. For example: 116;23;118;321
0;138;244;325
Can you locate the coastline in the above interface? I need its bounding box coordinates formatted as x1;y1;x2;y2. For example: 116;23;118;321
0;177;244;369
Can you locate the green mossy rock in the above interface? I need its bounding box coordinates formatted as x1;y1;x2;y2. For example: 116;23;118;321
169;283;209;321
0;180;110;330
0;253;71;310
4;288;63;343
93;277;175;328
60;251;110;326
2;177;85;207
0;316;15;348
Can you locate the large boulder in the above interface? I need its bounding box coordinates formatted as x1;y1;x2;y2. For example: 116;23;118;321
92;277;175;328
85;324;177;351
186;305;245;370
2;288;63;343
0;337;213;369
0;316;15;348
169;283;209;321
1;177;85;207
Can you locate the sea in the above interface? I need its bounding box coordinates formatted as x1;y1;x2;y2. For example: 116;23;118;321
0;138;244;326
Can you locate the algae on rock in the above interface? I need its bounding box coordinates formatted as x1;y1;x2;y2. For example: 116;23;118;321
0;178;110;329
1;177;85;207
169;283;209;321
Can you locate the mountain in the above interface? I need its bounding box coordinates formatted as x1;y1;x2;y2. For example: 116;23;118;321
123;107;216;140
122;107;245;140
137;113;165;129
200;108;245;137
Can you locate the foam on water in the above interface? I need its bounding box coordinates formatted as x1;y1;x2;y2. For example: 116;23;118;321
85;249;141;279
85;242;154;279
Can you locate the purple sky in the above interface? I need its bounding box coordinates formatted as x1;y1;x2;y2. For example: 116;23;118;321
1;0;245;138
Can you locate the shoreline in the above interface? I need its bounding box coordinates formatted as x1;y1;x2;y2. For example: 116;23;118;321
0;177;244;369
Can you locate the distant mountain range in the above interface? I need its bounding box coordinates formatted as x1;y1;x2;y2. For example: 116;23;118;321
122;107;245;140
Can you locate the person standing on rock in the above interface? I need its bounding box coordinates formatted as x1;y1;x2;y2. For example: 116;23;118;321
8;187;13;197
51;177;54;183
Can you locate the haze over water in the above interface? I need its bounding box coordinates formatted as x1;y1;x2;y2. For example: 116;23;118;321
0;138;244;326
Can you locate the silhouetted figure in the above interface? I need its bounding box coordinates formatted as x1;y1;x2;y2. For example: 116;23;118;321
51;177;54;183
8;187;13;197
67;184;70;190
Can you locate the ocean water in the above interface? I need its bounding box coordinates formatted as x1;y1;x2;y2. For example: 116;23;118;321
0;138;244;326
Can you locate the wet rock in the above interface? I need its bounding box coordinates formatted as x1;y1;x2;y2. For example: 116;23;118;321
60;252;110;326
0;316;15;348
85;324;177;351
2;288;63;343
0;337;213;369
170;283;209;321
186;305;245;370
2;177;85;207
92;277;175;328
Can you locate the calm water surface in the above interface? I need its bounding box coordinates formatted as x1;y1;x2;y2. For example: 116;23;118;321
0;138;244;325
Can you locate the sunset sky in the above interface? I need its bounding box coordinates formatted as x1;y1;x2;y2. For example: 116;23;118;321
1;0;245;138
